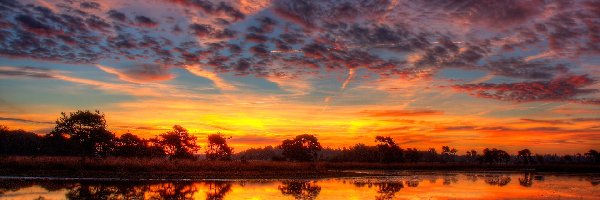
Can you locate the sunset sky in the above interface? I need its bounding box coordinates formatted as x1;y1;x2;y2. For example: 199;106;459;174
0;0;599;154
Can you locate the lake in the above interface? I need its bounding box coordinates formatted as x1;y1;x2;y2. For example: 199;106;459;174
0;172;598;199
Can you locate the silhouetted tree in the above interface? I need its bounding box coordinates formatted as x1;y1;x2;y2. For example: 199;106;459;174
279;134;322;161
155;125;200;159
115;133;151;157
323;144;380;162
50;110;116;157
375;136;403;163
441;146;458;163
0;126;43;156
205;133;233;161
405;148;421;163
466;149;478;162
585;149;599;163
517;149;533;164
278;181;321;200
535;154;545;164
147;137;167;158
481;148;510;164
42;129;77;156
237;145;282;161
423;148;438;162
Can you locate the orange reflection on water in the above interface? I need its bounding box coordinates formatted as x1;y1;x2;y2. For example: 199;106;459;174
1;173;598;199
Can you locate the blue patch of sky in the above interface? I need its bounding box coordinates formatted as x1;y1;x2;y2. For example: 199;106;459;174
0;58;126;84
436;68;488;82
229;74;286;94
166;68;221;94
0;78;134;107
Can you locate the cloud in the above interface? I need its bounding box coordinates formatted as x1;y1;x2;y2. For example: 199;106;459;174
230;135;282;145
521;118;573;125
107;10;127;21
115;125;171;131
184;64;236;91
80;2;101;10
189;23;214;38
14;15;57;36
571;118;600;122
165;0;245;21
134;15;158;27
521;117;600;125
0;117;53;124
0;66;157;97
483;58;569;79
452;75;599;104
0;66;56;78
415;0;545;28
272;0;393;28
361;109;444;117
97;64;175;83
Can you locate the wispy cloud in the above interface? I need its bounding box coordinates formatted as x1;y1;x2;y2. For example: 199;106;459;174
361;109;444;117
184;65;237;91
0;117;53;124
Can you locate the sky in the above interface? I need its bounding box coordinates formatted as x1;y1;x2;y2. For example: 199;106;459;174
0;0;599;154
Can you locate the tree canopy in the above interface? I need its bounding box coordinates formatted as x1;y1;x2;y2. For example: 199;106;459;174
50;110;115;157
156;125;200;159
375;136;403;163
279;134;322;161
205;133;234;161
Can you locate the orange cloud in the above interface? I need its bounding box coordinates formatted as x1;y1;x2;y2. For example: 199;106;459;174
97;64;174;83
361;109;444;117
184;65;237;91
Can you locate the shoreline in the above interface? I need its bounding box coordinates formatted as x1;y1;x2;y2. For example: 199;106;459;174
1;156;599;180
1;170;599;182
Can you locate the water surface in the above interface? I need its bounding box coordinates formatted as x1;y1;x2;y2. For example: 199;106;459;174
0;172;598;199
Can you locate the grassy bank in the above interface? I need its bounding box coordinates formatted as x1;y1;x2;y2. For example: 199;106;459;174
1;156;598;180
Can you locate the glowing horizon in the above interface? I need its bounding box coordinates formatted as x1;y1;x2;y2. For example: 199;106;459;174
0;0;599;154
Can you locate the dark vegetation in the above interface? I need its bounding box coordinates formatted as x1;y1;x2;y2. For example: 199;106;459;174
1;110;599;178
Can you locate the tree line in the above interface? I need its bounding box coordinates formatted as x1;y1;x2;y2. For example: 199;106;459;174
239;136;600;164
0;110;232;160
1;110;599;164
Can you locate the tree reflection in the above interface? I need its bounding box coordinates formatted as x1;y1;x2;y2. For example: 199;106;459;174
353;181;370;188
484;175;511;186
0;180;34;195
66;182;148;199
588;177;599;186
205;181;232;200
66;183;121;199
519;173;533;187
278;181;321;200
443;175;459;185
465;174;478;182
37;181;76;192
62;181;199;200
375;182;404;200
405;179;419;187
148;182;197;199
0;180;229;199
